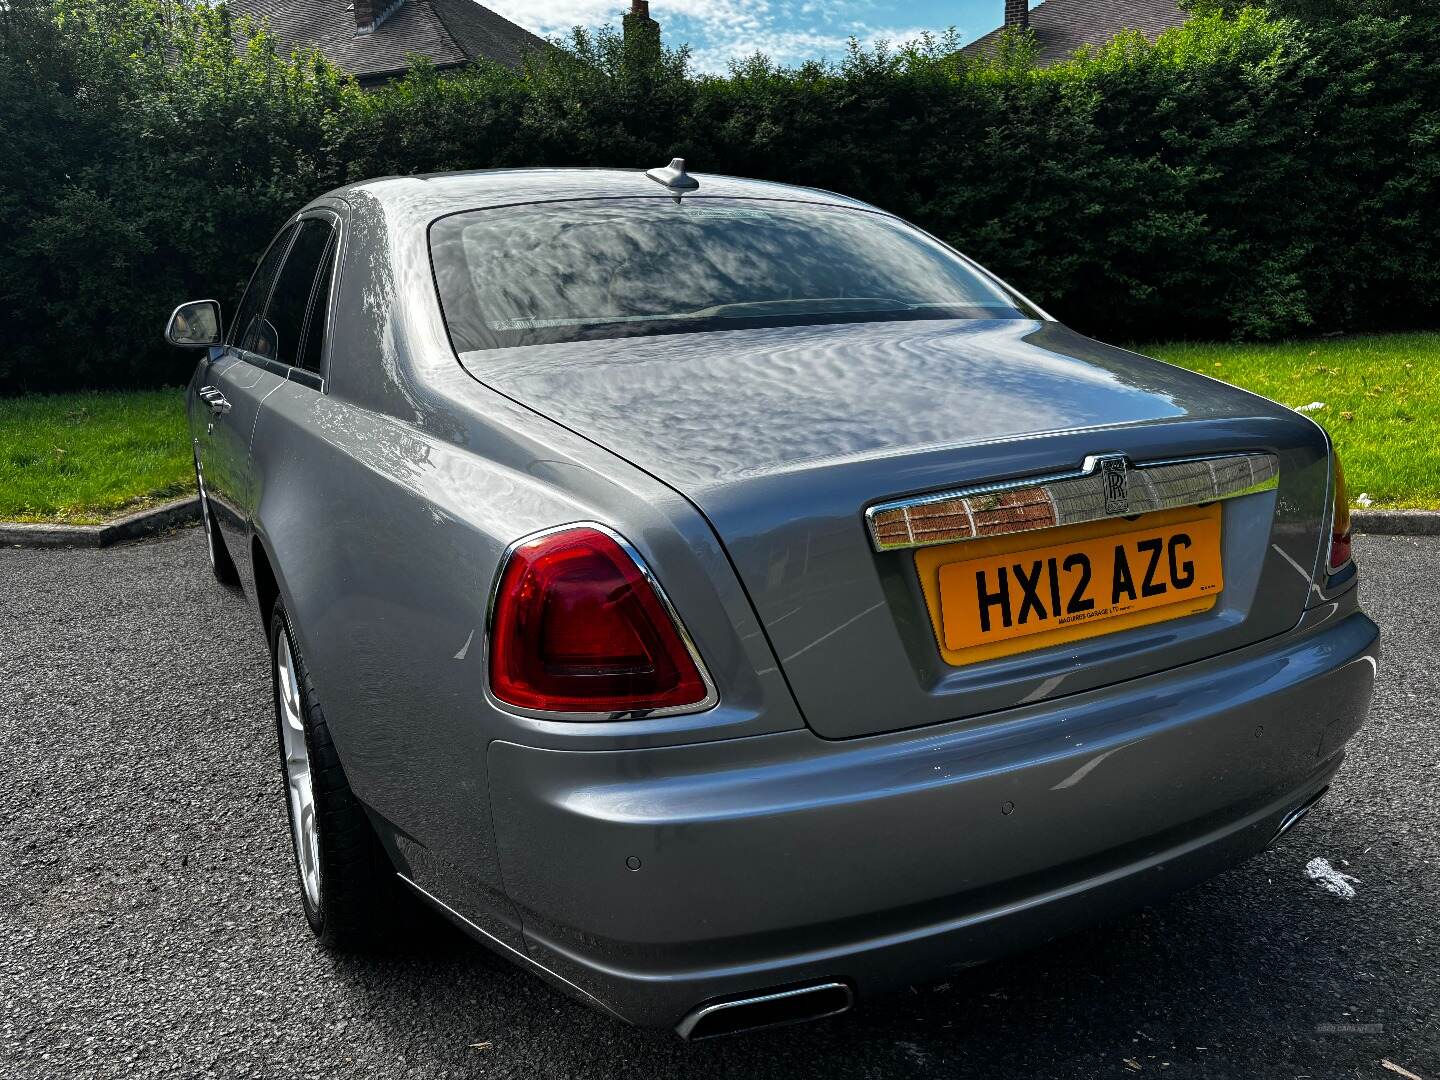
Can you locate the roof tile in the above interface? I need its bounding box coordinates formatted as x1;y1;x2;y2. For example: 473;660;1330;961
225;0;546;78
962;0;1190;66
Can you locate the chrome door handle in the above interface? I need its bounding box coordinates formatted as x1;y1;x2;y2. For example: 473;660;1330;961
198;386;231;415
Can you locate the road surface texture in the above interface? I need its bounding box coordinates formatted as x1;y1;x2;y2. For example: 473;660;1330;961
1;529;1436;1079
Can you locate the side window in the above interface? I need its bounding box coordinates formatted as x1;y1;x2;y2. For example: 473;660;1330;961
296;235;336;377
264;218;336;373
231;224;296;358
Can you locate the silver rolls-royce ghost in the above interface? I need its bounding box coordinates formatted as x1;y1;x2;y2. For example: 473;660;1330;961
166;162;1377;1039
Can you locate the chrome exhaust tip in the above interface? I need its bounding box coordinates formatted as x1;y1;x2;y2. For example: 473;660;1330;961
677;981;854;1040
1269;785;1330;848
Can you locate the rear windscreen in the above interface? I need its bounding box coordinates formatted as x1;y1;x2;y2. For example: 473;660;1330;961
429;198;1034;352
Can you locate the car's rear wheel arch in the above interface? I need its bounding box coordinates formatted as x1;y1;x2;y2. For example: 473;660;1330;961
267;592;401;946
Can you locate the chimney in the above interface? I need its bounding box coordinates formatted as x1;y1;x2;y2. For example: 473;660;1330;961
354;0;403;34
1004;0;1028;29
623;0;660;44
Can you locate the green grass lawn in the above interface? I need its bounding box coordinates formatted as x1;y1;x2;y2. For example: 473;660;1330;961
0;389;192;524
1143;332;1440;511
0;332;1436;524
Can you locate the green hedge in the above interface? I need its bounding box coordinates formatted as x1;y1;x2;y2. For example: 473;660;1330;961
2;0;1438;392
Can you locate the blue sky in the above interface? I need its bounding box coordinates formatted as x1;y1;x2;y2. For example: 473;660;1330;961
484;0;1019;73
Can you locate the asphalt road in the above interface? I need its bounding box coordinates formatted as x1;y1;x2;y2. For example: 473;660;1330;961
1;528;1436;1080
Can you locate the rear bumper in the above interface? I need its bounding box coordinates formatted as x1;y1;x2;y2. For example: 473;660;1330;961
487;604;1379;1030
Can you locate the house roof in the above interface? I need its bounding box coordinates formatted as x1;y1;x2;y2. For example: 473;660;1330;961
225;0;548;80
962;0;1190;66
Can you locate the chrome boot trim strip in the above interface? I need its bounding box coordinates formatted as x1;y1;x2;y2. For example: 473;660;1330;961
865;452;1279;552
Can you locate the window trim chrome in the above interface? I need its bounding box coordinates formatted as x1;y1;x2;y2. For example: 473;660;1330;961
294;206;344;389
227;207;343;393
483;521;720;722
865;451;1281;553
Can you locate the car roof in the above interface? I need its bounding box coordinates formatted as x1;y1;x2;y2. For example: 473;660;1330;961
312;167;878;217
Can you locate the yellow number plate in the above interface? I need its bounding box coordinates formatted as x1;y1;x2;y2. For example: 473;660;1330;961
914;504;1223;667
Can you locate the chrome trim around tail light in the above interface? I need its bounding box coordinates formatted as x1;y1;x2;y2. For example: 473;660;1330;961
865;451;1280;552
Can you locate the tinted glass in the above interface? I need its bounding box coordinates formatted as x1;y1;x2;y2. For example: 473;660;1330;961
296;235;336;376
232;224;296;356
430;199;1033;352
264;219;335;371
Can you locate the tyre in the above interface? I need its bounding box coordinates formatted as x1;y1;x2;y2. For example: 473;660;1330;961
270;597;397;947
195;458;239;586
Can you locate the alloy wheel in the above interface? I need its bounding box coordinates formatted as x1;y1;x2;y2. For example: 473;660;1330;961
275;630;321;910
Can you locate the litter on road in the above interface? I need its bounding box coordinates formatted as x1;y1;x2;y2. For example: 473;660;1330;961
1304;857;1359;900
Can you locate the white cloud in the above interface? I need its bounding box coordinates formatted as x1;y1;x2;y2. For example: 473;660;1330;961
482;0;616;36
483;0;771;42
481;0;967;73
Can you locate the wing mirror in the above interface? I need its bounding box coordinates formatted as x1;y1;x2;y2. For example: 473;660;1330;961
165;300;223;347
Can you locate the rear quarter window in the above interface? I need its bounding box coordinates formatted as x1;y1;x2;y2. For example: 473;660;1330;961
264;218;336;375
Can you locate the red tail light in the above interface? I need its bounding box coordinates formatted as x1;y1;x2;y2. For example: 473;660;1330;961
488;526;713;715
1328;452;1352;572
